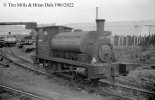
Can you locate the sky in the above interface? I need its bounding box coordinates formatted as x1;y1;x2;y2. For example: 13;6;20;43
0;0;155;25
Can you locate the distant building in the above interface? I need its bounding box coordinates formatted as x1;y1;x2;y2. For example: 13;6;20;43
0;25;31;35
66;20;155;36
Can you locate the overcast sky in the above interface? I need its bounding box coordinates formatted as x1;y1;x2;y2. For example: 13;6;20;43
0;0;155;25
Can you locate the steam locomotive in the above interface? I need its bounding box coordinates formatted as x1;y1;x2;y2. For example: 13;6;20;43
33;19;135;83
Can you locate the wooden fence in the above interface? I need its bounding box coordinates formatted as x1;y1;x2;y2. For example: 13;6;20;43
110;35;155;46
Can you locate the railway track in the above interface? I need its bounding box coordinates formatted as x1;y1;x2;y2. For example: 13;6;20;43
0;47;155;100
0;48;48;75
11;47;33;63
0;84;49;100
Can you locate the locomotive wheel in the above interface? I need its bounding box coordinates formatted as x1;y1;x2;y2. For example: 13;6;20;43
0;56;3;61
73;73;82;82
90;79;99;87
51;63;57;72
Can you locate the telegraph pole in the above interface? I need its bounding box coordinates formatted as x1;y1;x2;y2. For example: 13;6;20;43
144;25;155;44
144;25;155;35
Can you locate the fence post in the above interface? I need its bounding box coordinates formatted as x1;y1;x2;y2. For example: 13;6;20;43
126;36;128;46
134;36;136;46
122;36;124;46
111;36;115;46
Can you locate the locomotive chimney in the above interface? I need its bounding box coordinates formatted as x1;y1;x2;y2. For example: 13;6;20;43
96;19;105;38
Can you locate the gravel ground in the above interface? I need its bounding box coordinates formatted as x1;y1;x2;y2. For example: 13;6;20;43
0;62;108;100
13;46;34;62
0;87;38;100
10;45;155;99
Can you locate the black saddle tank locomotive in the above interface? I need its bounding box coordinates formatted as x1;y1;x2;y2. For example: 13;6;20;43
34;19;117;81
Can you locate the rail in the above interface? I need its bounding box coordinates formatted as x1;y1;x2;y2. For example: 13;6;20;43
1;47;155;100
0;84;49;100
